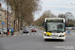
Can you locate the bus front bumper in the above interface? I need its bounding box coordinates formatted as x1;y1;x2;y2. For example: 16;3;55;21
43;36;66;40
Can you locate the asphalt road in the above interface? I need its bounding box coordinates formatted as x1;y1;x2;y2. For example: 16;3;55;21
0;29;75;50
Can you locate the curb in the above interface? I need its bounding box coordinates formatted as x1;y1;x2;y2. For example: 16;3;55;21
66;33;71;35
14;30;23;35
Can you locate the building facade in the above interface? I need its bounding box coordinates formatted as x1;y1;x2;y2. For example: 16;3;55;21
0;3;12;28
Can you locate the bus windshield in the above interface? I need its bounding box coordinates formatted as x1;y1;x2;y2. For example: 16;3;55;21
47;22;65;32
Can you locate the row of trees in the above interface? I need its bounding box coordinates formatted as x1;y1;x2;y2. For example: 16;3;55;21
58;12;75;27
4;0;41;31
33;10;56;26
33;10;75;27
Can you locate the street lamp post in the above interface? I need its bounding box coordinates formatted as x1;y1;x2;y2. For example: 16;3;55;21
18;15;19;32
70;3;75;26
18;15;20;32
71;3;75;5
7;0;8;36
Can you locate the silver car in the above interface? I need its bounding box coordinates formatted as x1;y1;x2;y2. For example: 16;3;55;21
0;28;7;34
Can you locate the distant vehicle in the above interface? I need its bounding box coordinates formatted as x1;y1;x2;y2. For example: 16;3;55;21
38;27;44;30
0;28;7;34
72;27;75;30
68;27;72;29
21;27;23;30
29;26;32;28
43;18;66;41
31;27;37;32
66;27;72;30
23;28;29;33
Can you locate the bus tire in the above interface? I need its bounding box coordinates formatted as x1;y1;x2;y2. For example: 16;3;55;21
62;39;65;41
44;39;47;41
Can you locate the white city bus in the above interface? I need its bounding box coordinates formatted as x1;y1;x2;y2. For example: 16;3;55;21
43;18;66;41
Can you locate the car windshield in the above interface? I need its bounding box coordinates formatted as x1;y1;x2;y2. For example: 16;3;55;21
47;22;65;32
26;29;28;30
24;28;28;30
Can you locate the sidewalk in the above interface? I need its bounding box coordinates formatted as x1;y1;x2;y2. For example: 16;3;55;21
14;30;23;36
0;30;23;37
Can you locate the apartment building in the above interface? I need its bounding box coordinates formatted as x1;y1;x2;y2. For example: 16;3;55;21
0;3;12;28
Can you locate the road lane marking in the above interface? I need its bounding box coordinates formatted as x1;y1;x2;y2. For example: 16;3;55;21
27;34;30;35
37;32;42;35
35;34;37;35
31;34;33;35
2;35;6;36
14;35;17;36
23;34;26;36
29;29;31;34
39;34;41;35
19;34;21;36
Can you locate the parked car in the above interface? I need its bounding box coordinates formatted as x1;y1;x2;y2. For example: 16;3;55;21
0;28;2;34
3;28;7;34
23;28;29;33
0;28;7;34
31;27;37;32
4;27;11;32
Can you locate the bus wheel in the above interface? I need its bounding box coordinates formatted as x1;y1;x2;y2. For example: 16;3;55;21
62;39;65;41
44;39;47;41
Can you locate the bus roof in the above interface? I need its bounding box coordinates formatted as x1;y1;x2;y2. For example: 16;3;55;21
45;18;65;22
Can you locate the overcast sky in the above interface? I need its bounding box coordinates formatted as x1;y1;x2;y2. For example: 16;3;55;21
1;0;75;20
34;0;75;20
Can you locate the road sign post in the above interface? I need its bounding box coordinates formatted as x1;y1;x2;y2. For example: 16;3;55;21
67;31;70;34
2;22;4;36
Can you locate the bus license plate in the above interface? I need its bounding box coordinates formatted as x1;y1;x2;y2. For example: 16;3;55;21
52;37;57;39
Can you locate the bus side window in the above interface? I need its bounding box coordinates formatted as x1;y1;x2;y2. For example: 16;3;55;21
65;23;66;31
44;22;47;31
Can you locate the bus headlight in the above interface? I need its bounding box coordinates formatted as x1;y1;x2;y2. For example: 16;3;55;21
43;33;46;36
64;34;66;35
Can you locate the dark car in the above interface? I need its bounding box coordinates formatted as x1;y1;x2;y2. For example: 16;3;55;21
31;27;37;32
21;27;23;30
23;28;29;33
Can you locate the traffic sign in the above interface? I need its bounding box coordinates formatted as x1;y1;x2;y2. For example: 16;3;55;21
67;31;70;34
2;22;4;25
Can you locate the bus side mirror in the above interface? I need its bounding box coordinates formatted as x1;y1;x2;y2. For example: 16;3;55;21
65;23;67;27
65;23;66;31
44;22;47;31
44;29;46;31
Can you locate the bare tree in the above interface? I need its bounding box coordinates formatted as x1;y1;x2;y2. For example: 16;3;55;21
4;0;42;31
33;10;56;26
